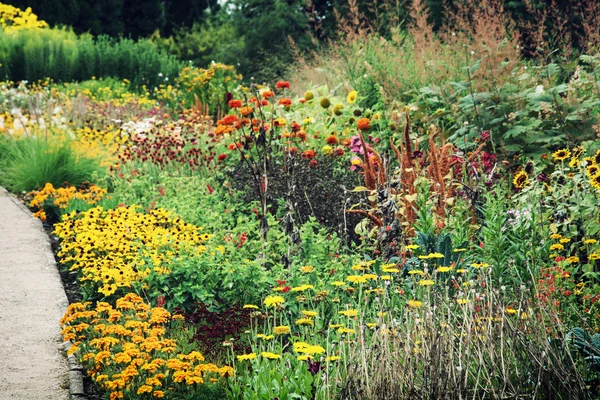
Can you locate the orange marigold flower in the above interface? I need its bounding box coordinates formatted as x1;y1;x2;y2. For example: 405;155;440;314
228;100;243;108
301;149;316;159
276;81;290;89
296;131;308;141
262;90;275;98
279;98;292;107
326;135;339;145
357;118;371;131
220;115;239;126
240;106;254;116
215;125;232;135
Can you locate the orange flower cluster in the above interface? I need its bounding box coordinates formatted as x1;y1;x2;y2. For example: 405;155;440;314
61;293;234;400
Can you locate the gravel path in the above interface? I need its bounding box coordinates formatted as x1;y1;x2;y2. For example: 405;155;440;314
0;187;70;400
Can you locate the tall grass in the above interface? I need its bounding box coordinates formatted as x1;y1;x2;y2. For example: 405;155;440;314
0;27;183;87
0;135;102;192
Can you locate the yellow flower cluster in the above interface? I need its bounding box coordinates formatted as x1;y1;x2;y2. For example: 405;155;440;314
61;293;233;400
29;182;108;221
54;206;208;297
176;63;239;92
0;3;47;32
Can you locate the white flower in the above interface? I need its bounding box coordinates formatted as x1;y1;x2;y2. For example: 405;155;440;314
535;85;544;96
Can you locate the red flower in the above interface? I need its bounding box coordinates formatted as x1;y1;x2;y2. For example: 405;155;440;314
309;159;319;168
275;81;290;89
277;280;287;286
281;286;291;293
301;149;316;159
278;98;292;107
286;146;299;155
218;153;227;162
326;135;339;145
207;184;214;194
290;122;301;132
228;100;243;108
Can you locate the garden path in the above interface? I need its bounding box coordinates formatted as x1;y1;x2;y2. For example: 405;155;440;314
0;186;69;399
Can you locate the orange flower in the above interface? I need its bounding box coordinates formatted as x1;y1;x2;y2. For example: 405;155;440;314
357;118;371;131
279;98;292;107
296;131;308;141
240;106;254;116
286;146;299;155
340;138;351;147
228;100;243;108
326;135;339;145
215;125;232;135
262;90;275;98
219;115;239;126
301;149;316;159
275;81;290;89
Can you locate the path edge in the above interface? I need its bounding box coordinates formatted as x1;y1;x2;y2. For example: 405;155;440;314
0;186;87;400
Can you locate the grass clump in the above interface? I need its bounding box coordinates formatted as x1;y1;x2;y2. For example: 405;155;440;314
0;135;102;192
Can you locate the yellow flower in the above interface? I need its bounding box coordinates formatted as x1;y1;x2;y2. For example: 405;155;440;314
337;327;355;334
256;334;274;340
471;262;490;268
297;355;311;361
453;248;467;252
273;325;291;335
559;238;571;244
513;170;529;189
264;295;285;308
419;279;435;286
243;304;259;309
137;385;153;394
300;265;314;273
291;284;314;292
346;275;367;284
437;266;453;273
457;299;470;305
406;244;419;250
550;244;564;251
550;233;562;240
552;148;571;162
331;281;346;286
325;356;341;362
583;239;597;245
347;90;358;104
301;310;318;317
338;309;358;317
329;324;343;329
566;256;579;264
296;318;314;326
408;270;425;275
456;269;467;273
407;300;423;308
261;352;281;359
589;253;600;260
236;353;257;361
505;307;518;315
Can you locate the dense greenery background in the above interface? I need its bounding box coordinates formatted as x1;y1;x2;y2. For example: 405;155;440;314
7;0;598;81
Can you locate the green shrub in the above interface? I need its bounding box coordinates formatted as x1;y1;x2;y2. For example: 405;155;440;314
0;27;183;87
0;135;103;192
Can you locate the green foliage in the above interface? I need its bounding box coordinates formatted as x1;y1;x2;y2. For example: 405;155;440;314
0;27;183;87
0;135;103;192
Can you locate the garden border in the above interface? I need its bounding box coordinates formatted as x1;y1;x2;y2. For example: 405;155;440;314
0;186;87;400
